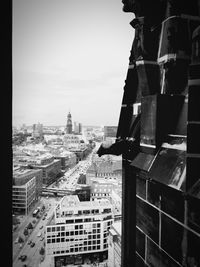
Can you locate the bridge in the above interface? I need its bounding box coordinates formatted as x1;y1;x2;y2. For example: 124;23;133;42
41;187;75;196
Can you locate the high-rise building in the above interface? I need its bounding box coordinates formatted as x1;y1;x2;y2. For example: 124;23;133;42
66;112;72;134
45;195;113;266
12;173;36;215
32;122;43;138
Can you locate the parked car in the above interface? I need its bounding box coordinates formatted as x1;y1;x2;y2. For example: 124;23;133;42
40;236;44;241
37;232;41;237
19;255;27;261
28;240;32;245
30;242;35;247
40;225;43;229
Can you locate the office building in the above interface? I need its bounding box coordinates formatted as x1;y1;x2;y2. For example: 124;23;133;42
12;165;42;199
15;154;62;186
45;195;113;266
12;173;36;215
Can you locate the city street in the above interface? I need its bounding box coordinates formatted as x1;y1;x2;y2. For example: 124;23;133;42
13;146;97;267
13;197;58;267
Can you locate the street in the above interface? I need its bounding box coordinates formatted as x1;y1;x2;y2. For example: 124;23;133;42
13;197;58;267
13;146;98;267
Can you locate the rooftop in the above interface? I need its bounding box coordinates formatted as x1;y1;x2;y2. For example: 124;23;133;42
13;166;41;178
59;195;111;210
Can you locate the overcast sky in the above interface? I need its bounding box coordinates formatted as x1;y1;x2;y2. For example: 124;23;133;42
13;0;134;127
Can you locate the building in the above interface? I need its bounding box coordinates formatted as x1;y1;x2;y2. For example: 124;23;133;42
32;122;43;138
108;221;121;267
90;180;114;201
45;195;113;266
31;157;62;186
15;154;62;186
54;151;77;171
97;1;200;266
12;165;43;199
104;126;117;139
12;173;36;215
86;157;122;185
74;122;82;134
63;134;81;147
66;112;72;134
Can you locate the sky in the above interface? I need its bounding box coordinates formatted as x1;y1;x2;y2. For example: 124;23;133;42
13;0;134;127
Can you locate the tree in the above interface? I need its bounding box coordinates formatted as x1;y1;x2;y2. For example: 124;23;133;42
23;228;29;236
39;247;45;256
18;236;24;243
27;222;33;229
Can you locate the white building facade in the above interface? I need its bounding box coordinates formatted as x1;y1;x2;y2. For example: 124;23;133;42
45;195;113;266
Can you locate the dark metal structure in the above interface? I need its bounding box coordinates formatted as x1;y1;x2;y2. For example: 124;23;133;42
97;1;200;266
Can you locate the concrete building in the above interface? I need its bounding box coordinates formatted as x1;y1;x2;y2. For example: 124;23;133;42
13;165;43;199
45;195;113;266
90;180;114;201
54;151;77;171
104;126;117;139
12;174;36;215
74;122;82;134
63;134;81;147
32;122;43;138
15;154;62;186
108;221;121;267
86;158;122;185
31;157;62;186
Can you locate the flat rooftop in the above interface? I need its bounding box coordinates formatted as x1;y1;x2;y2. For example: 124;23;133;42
59;195;111;210
13;167;41;178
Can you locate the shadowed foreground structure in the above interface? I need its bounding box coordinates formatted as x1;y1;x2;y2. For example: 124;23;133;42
97;1;200;266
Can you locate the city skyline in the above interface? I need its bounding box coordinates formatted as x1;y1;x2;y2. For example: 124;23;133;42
13;0;134;127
